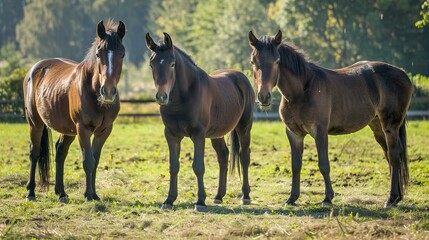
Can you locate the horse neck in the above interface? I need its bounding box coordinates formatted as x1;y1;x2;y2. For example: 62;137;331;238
277;67;307;101
171;51;201;97
78;60;100;95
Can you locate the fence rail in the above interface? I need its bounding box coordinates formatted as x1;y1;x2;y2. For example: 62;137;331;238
1;97;428;121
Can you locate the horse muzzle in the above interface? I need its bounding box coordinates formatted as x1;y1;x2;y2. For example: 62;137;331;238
155;91;169;105
257;91;272;106
100;86;118;104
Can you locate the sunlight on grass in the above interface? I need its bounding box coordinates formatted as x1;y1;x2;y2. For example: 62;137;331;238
0;121;428;238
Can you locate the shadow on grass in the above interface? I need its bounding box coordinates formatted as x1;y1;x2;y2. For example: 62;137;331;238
100;197;428;220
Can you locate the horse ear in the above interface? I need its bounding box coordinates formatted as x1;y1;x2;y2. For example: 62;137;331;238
117;21;126;40
145;33;157;51
274;30;282;46
163;32;173;49
97;20;106;40
248;31;258;48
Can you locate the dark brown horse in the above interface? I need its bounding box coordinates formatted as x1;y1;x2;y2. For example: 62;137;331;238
248;30;412;208
23;20;126;202
145;32;254;212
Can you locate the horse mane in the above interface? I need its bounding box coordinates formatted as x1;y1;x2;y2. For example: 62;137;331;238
82;20;122;66
155;41;198;68
278;42;309;77
258;36;325;78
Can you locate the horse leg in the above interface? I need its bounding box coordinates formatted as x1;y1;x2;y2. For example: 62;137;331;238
91;126;113;201
381;121;407;207
314;128;334;205
77;124;95;201
236;128;252;205
162;128;183;209
211;138;229;204
26;126;43;201
285;128;304;206
369;119;389;162
54;134;75;202
190;129;207;212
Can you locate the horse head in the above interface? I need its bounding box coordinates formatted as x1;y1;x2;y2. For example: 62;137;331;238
248;30;282;107
145;32;176;105
94;20;126;105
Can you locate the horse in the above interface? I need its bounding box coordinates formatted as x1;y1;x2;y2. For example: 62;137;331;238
23;20;126;202
145;32;255;212
248;30;412;208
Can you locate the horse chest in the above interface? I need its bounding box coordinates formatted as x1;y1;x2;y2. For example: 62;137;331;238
280;103;309;134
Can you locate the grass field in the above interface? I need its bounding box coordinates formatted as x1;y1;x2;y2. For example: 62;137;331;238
0;120;428;239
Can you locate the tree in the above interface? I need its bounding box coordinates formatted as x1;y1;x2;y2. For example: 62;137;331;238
16;0;93;61
269;0;429;75
81;0;154;64
415;0;429;28
155;0;275;71
0;43;26;117
0;0;25;47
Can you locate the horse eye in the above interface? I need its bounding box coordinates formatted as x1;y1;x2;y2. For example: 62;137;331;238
250;60;254;65
96;52;100;58
122;53;125;59
171;63;175;68
275;59;280;65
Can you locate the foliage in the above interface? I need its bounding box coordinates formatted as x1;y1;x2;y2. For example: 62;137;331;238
0;42;21;76
80;0;154;64
189;0;275;71
16;0;92;62
409;74;429;111
0;67;26;115
415;0;429;28
2;0;429;106
0;43;26;119
410;74;429;97
0;121;428;238
268;0;429;75
0;0;25;47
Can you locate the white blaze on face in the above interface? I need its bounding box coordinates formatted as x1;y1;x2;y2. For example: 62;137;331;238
107;50;114;77
160;59;164;65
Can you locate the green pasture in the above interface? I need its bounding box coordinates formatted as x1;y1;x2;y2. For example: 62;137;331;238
0;120;428;239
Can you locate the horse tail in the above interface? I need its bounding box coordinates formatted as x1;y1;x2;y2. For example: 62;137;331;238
230;129;241;176
229;71;254;177
398;120;409;195
39;125;52;188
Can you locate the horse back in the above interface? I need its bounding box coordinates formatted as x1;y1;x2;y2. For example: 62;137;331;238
210;70;254;102
337;61;412;107
24;58;79;134
195;70;253;138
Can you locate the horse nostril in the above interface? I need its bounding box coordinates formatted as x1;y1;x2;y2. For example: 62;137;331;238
111;87;117;96
156;92;168;103
100;86;106;95
258;92;271;104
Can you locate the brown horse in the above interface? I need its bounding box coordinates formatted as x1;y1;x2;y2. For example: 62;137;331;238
145;32;254;212
23;20;126;202
248;30;412;208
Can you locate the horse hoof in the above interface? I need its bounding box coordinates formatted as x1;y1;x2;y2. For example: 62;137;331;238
194;205;208;212
285;201;297;207
321;201;333;207
92;195;100;201
384;202;398;208
213;199;222;204
161;203;173;210
59;197;69;203
26;196;36;202
241;198;251;205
